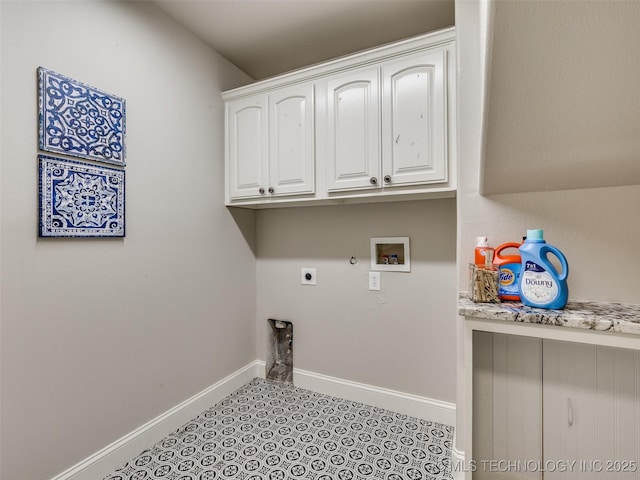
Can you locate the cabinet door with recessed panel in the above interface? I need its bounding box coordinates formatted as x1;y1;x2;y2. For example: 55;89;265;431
325;67;381;192
226;94;268;200
381;50;447;187
268;83;315;196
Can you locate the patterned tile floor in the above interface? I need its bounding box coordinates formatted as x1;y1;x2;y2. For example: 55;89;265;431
103;378;454;480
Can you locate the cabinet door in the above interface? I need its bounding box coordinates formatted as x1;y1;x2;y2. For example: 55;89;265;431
382;50;447;187
268;84;315;196
227;95;268;199
325;68;381;192
472;332;543;480
543;340;640;480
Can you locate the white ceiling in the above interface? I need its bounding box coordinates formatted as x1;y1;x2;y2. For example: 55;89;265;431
152;0;455;80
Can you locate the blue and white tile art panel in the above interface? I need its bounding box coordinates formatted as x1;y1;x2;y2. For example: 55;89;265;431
38;67;126;166
38;155;125;237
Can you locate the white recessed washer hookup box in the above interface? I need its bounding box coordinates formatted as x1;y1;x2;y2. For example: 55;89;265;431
370;237;410;272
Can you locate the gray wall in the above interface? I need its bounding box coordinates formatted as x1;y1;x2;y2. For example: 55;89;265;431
256;200;457;402
482;0;640;195
0;2;256;479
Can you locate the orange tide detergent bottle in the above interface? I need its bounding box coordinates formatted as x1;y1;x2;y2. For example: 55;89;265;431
493;240;524;301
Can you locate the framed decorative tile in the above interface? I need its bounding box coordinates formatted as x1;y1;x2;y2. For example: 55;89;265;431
38;155;125;237
38;67;126;166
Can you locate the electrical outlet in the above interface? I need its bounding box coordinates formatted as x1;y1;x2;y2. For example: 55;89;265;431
301;268;316;285
369;272;381;291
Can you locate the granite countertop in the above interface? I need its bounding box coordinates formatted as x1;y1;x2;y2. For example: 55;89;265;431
458;294;640;336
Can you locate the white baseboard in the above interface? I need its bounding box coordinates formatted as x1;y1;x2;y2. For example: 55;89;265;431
51;361;262;480
288;364;456;427
52;361;457;480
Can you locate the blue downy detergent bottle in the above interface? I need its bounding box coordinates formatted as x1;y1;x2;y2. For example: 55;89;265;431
518;229;569;309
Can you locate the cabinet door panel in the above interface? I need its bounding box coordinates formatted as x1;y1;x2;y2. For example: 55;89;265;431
543;340;640;479
472;333;543;480
326;69;380;191
227;96;268;199
382;50;446;186
269;84;315;196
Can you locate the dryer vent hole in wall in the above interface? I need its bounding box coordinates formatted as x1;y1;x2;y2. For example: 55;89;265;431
266;319;293;384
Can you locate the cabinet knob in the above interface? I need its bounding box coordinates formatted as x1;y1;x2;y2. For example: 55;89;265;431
384;175;391;184
259;187;265;194
268;187;275;194
370;177;378;185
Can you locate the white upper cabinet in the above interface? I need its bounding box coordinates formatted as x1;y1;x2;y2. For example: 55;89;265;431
226;84;314;201
382;50;447;187
325;50;448;193
223;27;455;208
325;68;380;191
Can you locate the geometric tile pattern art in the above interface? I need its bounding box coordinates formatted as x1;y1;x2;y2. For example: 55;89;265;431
38;154;125;237
103;378;454;480
38;67;126;166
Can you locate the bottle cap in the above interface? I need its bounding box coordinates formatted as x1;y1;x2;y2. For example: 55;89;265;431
527;229;544;240
476;236;488;247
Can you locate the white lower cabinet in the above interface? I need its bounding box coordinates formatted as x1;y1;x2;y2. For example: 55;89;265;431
543;340;640;480
473;332;543;480
473;333;640;479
